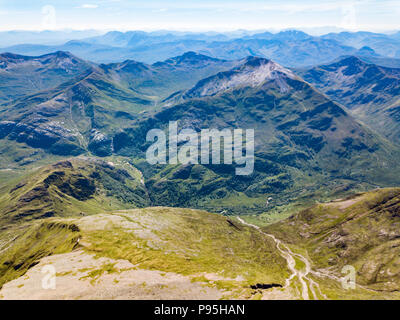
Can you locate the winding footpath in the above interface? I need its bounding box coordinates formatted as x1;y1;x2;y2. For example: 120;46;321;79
236;217;327;300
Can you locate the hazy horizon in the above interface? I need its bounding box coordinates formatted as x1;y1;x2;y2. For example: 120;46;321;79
0;27;398;36
0;0;399;33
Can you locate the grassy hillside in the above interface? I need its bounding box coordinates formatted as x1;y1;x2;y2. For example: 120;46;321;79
0;220;80;288
0;157;149;226
0;207;290;298
0;51;93;104
115;57;400;214
0;52;240;161
265;188;400;292
299;56;400;144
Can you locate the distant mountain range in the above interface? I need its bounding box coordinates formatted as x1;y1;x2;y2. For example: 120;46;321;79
0;30;102;47
2;30;400;67
321;31;400;58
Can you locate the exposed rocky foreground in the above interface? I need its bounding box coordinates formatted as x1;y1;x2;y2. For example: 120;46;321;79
0;207;296;300
0;251;223;300
2;195;400;300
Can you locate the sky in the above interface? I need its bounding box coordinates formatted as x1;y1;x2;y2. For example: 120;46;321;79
0;0;399;33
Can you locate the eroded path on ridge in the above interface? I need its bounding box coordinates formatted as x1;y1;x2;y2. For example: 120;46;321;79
237;217;327;300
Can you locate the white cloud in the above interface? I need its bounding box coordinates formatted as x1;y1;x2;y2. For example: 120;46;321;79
125;1;356;13
78;4;99;9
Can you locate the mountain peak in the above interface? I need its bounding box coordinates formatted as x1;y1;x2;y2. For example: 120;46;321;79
241;56;272;67
182;51;209;58
238;56;295;78
177;51;217;61
274;30;312;41
316;56;368;76
355;46;379;57
0;51;85;72
183;57;296;98
324;55;366;69
0;52;27;60
154;51;224;67
49;50;74;58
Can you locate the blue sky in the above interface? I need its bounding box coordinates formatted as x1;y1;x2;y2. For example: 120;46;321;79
0;0;399;32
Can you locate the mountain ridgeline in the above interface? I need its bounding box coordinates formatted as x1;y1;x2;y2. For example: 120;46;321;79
116;56;400;212
0;51;236;158
3;30;400;67
0;51;93;104
299;56;400;144
1;51;400;214
0;157;149;227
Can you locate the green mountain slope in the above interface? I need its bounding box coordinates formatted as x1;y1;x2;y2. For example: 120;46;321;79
101;51;238;100
0;51;93;104
0;206;290;298
0;66;154;158
114;56;400;214
0;52;238;162
0;157;149;226
1;32;358;67
299;56;400;143
265;188;400;292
